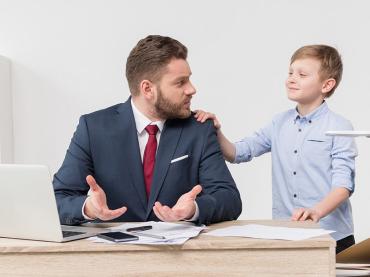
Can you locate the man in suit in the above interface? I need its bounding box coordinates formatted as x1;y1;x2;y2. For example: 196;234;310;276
53;35;242;225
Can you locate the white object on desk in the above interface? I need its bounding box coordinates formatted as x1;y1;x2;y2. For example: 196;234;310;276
89;221;206;245
205;224;334;241
326;131;370;137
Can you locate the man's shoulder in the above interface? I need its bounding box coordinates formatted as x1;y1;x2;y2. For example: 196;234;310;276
173;112;213;127
167;112;214;133
82;103;126;120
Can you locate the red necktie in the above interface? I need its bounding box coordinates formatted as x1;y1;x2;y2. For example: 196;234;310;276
143;124;159;199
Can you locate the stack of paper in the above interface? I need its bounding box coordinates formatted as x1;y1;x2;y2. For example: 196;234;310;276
205;224;334;240
336;264;370;277
89;221;206;245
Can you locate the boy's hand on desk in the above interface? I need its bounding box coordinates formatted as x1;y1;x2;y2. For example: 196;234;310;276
291;207;322;223
84;175;127;221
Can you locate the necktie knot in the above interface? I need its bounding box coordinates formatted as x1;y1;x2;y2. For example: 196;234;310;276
145;125;159;136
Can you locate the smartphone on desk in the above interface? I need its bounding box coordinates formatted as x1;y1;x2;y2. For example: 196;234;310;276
97;232;139;242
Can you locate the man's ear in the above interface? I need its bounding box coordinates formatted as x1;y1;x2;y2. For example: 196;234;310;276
139;79;155;99
322;78;336;94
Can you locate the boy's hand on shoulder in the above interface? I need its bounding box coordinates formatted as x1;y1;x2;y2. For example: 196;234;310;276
194;109;221;129
291;207;322;223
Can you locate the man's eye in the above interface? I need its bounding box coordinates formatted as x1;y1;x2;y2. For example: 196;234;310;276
178;80;185;86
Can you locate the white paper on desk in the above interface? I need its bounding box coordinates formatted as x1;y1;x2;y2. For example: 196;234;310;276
336;263;370;269
89;221;206;245
336;269;370;277
89;236;191;245
205;224;334;241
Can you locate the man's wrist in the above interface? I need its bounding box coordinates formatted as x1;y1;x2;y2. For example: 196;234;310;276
185;201;199;221
82;196;97;220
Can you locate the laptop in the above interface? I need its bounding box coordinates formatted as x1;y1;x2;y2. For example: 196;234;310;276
0;164;97;242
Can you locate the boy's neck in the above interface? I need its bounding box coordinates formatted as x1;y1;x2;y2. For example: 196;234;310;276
297;99;325;116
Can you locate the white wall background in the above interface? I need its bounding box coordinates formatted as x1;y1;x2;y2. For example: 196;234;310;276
0;55;13;162
1;0;369;242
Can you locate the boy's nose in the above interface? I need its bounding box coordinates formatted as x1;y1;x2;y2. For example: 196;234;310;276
287;76;296;83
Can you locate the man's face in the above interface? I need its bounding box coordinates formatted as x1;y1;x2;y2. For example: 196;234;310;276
153;59;196;119
285;58;326;105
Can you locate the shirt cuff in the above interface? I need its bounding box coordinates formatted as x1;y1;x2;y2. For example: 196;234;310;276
332;175;355;193
81;196;96;220
233;141;252;164
185;201;199;221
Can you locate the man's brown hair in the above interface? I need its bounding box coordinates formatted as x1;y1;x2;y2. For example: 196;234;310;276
126;35;188;96
290;45;343;97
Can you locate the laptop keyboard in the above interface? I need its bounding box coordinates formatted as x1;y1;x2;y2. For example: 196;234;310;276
62;230;85;238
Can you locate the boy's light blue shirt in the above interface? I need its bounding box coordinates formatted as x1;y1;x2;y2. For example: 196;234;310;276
234;102;357;240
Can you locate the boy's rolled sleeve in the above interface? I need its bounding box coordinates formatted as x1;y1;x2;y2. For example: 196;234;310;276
233;121;273;164
331;128;358;193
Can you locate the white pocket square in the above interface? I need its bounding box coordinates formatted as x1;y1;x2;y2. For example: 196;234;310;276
170;155;189;164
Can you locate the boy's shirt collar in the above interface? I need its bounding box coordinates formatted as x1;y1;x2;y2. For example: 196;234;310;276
294;101;329;123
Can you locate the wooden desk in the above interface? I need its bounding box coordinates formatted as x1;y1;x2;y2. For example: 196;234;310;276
0;220;335;276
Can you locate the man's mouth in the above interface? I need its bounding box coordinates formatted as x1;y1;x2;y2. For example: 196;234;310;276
184;98;191;107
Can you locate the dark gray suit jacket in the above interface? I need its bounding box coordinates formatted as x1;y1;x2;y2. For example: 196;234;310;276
53;98;242;225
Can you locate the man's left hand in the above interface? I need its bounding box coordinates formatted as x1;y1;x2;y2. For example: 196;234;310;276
153;185;202;222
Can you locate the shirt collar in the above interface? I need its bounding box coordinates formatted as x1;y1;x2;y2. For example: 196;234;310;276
294;101;329;123
131;99;165;134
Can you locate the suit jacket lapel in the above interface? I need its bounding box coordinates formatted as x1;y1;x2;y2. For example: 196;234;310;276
146;119;183;215
116;100;147;211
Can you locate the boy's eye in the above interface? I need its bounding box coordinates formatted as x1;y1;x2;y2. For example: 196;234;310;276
288;72;293;76
299;73;307;77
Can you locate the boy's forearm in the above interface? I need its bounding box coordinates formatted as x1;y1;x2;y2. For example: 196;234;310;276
313;187;350;219
216;129;236;162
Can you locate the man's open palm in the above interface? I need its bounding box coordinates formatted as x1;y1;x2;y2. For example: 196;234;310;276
84;175;127;220
153;185;202;221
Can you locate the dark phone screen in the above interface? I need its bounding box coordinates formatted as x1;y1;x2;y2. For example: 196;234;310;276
97;232;138;242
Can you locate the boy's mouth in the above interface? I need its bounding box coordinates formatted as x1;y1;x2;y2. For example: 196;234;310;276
288;87;300;91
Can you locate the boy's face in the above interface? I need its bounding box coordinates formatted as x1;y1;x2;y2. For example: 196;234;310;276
285;58;327;105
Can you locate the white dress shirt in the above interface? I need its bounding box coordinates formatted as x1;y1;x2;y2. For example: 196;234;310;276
130;99;165;160
82;99;199;221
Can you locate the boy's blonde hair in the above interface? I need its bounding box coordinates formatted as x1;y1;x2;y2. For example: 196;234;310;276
290;45;343;97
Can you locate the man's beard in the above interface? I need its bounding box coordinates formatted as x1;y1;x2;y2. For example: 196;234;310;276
154;88;191;119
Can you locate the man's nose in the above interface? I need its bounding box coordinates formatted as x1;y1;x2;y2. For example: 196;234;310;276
185;82;196;95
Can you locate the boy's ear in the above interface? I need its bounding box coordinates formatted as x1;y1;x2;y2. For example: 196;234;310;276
139;79;155;100
321;78;336;94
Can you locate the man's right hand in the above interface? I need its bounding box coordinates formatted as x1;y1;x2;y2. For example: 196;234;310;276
84;175;127;220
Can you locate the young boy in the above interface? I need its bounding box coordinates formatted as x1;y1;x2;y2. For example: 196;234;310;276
195;45;357;253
